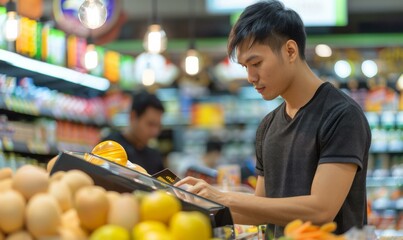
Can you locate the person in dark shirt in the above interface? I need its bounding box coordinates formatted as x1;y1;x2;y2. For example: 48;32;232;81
175;0;371;238
103;90;165;175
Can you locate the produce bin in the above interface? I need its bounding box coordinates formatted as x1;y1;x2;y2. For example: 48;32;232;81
50;151;234;238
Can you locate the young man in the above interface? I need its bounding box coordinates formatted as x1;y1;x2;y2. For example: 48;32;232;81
103;90;165;175
175;0;371;237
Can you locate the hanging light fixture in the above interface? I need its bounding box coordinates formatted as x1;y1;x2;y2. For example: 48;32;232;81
84;34;98;70
78;0;108;29
143;0;167;54
142;62;156;86
3;0;20;42
183;0;202;76
185;49;201;76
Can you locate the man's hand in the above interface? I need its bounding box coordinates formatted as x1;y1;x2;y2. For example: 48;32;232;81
174;176;227;205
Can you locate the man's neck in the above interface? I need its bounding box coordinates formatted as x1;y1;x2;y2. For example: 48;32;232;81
282;62;323;119
123;130;146;150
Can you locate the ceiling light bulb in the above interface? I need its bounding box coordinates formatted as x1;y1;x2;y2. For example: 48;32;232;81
143;24;167;54
315;44;332;57
361;60;378;78
4;0;19;42
78;0;107;29
142;66;155;86
397;74;403;91
185;49;200;75
334;60;352;78
84;44;98;70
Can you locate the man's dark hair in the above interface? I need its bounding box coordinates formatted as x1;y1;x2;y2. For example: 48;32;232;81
228;0;306;60
131;90;165;117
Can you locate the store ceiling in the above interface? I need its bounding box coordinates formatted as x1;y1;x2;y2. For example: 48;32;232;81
41;0;403;58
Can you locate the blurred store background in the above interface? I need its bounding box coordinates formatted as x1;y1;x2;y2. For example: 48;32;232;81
0;0;402;236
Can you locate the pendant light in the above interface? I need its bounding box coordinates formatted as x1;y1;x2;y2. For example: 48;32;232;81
183;0;202;76
143;0;167;54
142;61;156;86
4;0;20;42
84;33;98;70
78;0;108;29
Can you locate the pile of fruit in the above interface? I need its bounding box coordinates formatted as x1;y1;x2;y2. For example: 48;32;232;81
0;164;213;240
279;219;346;240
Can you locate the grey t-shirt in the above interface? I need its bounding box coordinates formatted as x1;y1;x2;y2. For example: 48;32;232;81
255;82;371;238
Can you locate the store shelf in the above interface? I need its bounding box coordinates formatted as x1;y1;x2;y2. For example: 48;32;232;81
0;137;94;157
0;97;108;127
0;138;58;156
0;49;110;96
367;176;403;187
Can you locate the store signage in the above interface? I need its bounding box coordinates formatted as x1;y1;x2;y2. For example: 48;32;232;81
208;0;348;26
53;0;121;37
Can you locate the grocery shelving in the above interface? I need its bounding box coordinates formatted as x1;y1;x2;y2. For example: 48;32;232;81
0;49;109;162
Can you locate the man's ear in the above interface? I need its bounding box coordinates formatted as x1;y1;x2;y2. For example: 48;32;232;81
284;40;299;62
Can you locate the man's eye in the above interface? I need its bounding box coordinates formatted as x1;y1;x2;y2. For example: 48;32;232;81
252;62;261;67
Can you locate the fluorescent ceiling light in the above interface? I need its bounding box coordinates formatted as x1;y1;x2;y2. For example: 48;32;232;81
0;49;110;91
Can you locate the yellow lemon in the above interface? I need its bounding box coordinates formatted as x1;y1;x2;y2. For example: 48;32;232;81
140;190;181;224
170;211;212;240
90;224;130;240
133;221;169;240
140;231;173;240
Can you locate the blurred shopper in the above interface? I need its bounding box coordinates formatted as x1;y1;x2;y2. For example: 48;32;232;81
103;90;165;175
175;0;371;238
183;137;224;184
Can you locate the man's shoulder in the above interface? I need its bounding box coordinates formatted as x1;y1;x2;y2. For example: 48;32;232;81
142;146;163;158
101;131;129;146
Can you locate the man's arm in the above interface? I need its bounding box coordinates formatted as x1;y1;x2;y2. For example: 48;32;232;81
176;163;357;226
230;176;266;224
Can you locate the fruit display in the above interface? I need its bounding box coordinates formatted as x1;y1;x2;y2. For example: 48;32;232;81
0;164;213;239
84;140;150;175
279;220;346;240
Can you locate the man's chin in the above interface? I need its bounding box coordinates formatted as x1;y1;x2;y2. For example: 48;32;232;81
261;94;278;101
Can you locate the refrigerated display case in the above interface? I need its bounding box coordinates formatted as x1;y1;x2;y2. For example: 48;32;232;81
50;151;235;238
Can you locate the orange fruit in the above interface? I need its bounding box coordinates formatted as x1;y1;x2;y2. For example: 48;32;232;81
320;222;337;233
89;140;128;166
284;219;303;235
140;190;181;224
89;225;130;240
170;211;212;240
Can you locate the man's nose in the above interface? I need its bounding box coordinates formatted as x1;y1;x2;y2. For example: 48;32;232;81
247;69;258;84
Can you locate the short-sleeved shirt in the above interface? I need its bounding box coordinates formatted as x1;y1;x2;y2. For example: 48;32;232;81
255;82;371;238
103;131;165;175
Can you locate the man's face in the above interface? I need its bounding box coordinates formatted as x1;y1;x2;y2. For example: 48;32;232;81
236;39;292;100
131;107;163;146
